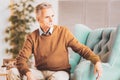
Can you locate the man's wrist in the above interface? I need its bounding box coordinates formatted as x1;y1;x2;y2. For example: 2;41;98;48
26;71;32;76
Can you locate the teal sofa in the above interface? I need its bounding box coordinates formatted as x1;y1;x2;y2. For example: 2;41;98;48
69;24;120;80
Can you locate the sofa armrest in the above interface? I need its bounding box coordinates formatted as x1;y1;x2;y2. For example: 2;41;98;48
69;52;81;73
72;60;120;80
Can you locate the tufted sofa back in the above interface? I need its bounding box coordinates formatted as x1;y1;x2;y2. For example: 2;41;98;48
73;24;120;65
69;24;120;73
86;28;115;62
86;27;120;66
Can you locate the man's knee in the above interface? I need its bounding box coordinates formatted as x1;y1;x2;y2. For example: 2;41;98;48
8;68;21;80
10;68;20;75
30;68;44;79
49;71;69;80
10;68;44;80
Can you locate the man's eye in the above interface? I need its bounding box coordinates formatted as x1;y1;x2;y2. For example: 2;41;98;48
45;16;49;18
52;15;54;17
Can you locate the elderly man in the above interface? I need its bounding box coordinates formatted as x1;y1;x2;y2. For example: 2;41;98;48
15;2;102;80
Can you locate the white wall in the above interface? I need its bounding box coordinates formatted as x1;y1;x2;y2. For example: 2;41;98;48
0;0;12;66
0;0;58;66
109;0;120;27
59;0;120;31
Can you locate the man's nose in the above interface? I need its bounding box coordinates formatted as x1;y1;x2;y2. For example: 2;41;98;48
49;17;53;22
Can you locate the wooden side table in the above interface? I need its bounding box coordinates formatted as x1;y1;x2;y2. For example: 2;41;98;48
0;73;10;80
0;67;10;80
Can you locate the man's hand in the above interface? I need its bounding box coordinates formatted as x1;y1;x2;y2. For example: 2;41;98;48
94;61;103;80
26;71;36;80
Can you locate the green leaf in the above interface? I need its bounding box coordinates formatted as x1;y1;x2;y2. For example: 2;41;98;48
5;0;35;58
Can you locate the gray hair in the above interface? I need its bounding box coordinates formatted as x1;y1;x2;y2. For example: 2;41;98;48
35;2;52;14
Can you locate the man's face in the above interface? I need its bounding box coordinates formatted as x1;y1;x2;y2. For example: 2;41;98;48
37;8;55;28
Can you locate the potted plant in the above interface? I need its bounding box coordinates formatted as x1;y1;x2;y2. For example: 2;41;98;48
5;0;35;58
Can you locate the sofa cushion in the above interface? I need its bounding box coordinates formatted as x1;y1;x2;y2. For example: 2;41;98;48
74;24;91;44
86;29;103;51
86;28;116;62
69;24;91;73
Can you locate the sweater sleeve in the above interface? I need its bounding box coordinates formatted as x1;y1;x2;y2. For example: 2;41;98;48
16;34;33;75
65;28;100;64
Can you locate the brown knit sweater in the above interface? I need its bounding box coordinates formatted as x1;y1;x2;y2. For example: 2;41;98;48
16;25;100;75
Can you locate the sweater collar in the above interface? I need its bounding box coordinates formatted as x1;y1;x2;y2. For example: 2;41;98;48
39;26;53;36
